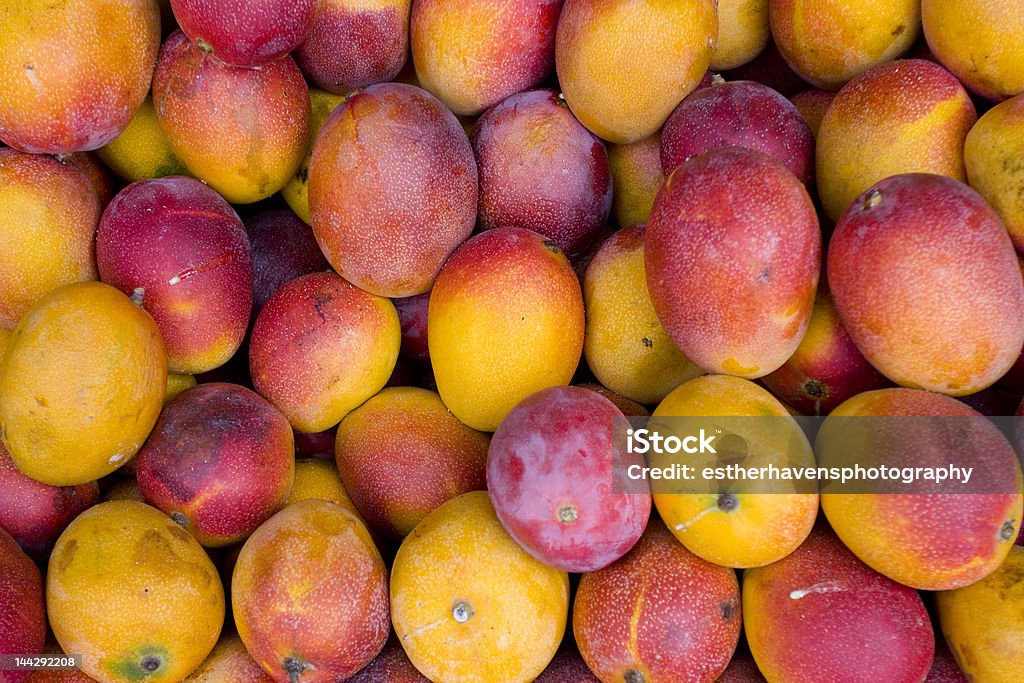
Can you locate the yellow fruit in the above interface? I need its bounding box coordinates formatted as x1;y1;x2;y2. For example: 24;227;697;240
937;546;1024;682
607;134;664;227
281;89;351;224
96;98;189;182
47;501;224;683
391;491;569;683
965;93;1024;252
286;458;360;519
184;635;273;683
0;282;166;486
583;225;703;404
164;372;196;403
711;0;770;71
102;479;145;503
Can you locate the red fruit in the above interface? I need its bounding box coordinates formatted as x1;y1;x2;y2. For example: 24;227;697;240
344;636;429;683
533;650;600;682
0;443;98;564
487;386;650;573
926;643;968;682
718;653;768;682
0;528;45;683
473;89;612;255
645;147;821;378
96;176;253;375
296;0;411;92
743;525;934;683
170;0;320;66
135;383;295;547
393;292;431;365
245;209;329;313
574;522;742;683
661;80;814;187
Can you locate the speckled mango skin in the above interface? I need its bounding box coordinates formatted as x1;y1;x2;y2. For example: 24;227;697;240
428;227;585;432
249;272;400;434
608;134;663;227
153;30;310;204
170;0;320;67
309;83;478;298
937;546;1024;683
345;636;429;683
828;174;1024;395
233;500;390;683
660;80;814;188
0;148;99;329
472;89;612;256
96;176;253;375
923;0;1024;101
712;0;770;71
135;383;295;548
411;0;562;116
818;389;1024;591
761;292;889;416
965;93;1024;254
335;387;489;539
0;528;45;683
769;0;920;91
816;59;976;221
645;147;820;379
281;89;350;226
555;0;717;144
652;376;819;569
297;0;411;93
789;88;836;139
533;650;600;682
96;97;189;183
245;209;329;313
183;635;273;683
47;501;225;683
573;522;741;683
390;492;569;683
0;0;160;154
743;524;934;683
584;225;703;405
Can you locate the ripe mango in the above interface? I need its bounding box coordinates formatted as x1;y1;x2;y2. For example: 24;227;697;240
0;528;45;683
965;93;1024;253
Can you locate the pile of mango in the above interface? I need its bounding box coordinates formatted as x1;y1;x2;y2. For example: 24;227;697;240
1;1;1023;682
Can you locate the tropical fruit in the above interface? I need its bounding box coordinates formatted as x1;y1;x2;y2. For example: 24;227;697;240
96;98;189;182
245;209;330;313
712;0;770;71
0;528;46;683
964;93;1024;253
607;134;663;227
281;89;350;225
183;635;273;683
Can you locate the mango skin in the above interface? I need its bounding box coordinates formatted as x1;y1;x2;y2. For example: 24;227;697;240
309;83;478;297
816;59;976;221
183;635;273;683
0;0;160;154
281;89;350;225
965;93;1024;253
937;546;1024;683
645;147;820;379
533;650;599;682
818;389;1024;591
411;0;562;116
828;174;1024;395
584;225;703;405
232;500;389;683
428;227;585;432
0;528;45;683
712;0;770;71
245;209;329;313
789;88;836;139
608;134;663;228
769;0;920;91
555;0;718;144
153;31;311;204
923;0;1024;101
573;522;741;683
0;148;99;329
743;524;934;683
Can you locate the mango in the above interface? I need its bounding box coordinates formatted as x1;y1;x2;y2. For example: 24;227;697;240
608;134;663;227
135;383;295;548
816;59;976;221
555;0;717;143
281;89;350;225
769;0;920;90
411;0;562;116
0;282;166;486
0;0;160;153
309;83;478;297
233;500;390;682
335;387;489;539
164;373;196;403
287;459;361;521
579;383;650;417
393;293;431;365
744;524;934;683
249;272;400;433
245;209;329;313
789;88;836;138
923;0;1024;101
428;227;585;431
96;98;189;183
345;636;429;683
96;176;253;375
0;528;45;683
298;0;411;92
937;546;1024;682
184;635;273;683
153;31;311;204
964;93;1024;253
573;522;741;682
391;491;568;683
645;147;820;378
47;501;224;683
717;653;767;682
713;0;770;71
534;651;599;682
0;148;99;329
472;88;612;256
828;174;1024;395
584;224;703;405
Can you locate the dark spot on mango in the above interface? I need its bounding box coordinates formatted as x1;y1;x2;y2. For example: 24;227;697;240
624;670;645;683
717;493;739;512
56;539;77;574
641;337;653;348
1000;520;1016;541
283;656;312;683
803;379;829;399
170;512;189;528
106;646;170;682
296;165;309;183
892;24;905;36
720;598;738;622
542;239;561;254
